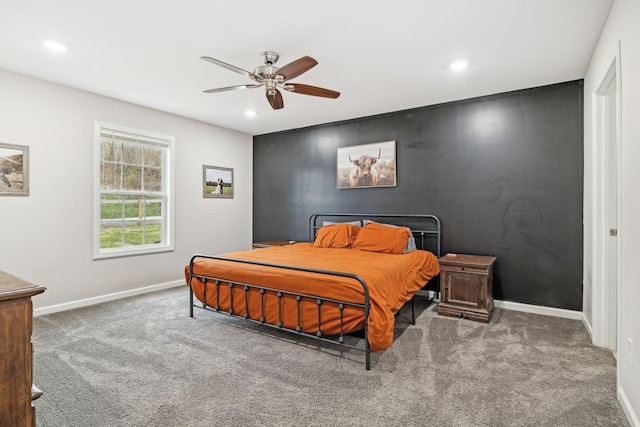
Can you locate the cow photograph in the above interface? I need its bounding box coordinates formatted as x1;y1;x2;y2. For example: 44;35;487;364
337;140;396;189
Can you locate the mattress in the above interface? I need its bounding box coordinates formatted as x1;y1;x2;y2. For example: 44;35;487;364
187;243;440;351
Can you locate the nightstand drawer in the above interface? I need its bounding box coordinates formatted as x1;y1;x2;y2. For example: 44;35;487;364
443;264;489;274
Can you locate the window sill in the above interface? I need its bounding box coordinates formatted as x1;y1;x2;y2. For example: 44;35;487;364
93;245;174;260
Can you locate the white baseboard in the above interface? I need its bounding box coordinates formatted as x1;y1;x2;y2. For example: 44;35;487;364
416;291;583;320
581;312;594;340
34;280;184;317
619;386;640;427
493;299;582;320
416;289;437;298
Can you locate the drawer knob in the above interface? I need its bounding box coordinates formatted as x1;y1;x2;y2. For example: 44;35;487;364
460;266;465;271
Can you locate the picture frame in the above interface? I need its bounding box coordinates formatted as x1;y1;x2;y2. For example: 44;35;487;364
203;165;234;198
337;140;396;189
0;142;29;196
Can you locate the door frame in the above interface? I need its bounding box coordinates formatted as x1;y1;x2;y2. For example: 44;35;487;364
591;41;621;351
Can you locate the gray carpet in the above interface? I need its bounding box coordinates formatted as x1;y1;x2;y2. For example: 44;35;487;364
32;287;628;426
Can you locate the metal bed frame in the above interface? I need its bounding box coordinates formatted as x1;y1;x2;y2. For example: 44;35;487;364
188;213;441;370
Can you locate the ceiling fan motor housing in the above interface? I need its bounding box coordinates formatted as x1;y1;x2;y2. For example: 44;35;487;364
253;53;286;93
252;65;279;80
252;51;285;92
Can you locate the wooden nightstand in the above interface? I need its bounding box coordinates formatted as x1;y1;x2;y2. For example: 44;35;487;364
251;240;296;249
437;254;496;323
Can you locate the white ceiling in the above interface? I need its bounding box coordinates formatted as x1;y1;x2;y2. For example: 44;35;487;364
0;0;613;136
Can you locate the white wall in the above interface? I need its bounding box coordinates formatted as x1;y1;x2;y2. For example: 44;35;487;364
584;0;640;423
0;69;253;310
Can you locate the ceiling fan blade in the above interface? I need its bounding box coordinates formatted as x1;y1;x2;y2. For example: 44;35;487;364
203;84;262;93
201;56;262;81
276;56;318;81
284;83;340;99
266;89;284;110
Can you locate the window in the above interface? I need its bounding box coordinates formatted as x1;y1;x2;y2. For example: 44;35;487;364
94;123;175;258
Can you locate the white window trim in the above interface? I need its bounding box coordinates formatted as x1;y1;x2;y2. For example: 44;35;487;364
93;122;175;259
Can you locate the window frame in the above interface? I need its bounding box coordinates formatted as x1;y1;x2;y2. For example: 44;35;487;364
93;122;175;259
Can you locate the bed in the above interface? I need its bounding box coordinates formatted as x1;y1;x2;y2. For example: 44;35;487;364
186;213;441;369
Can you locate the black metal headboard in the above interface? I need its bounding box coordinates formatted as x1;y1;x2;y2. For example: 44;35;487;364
309;213;441;257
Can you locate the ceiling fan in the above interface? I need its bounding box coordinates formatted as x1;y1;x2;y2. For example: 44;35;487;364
201;51;340;110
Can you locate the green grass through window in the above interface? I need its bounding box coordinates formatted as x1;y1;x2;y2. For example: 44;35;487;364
100;224;162;248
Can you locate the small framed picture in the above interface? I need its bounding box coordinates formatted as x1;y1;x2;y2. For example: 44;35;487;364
337;140;396;189
0;142;29;196
203;165;234;198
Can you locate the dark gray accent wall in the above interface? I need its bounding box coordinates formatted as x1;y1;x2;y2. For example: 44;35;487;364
253;81;584;310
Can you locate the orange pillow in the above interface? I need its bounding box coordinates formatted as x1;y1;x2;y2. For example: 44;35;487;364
312;223;360;248
352;222;411;254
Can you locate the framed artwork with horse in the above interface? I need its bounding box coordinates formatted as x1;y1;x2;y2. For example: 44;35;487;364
337;140;396;189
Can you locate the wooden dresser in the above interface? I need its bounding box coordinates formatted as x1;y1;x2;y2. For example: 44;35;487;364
437;254;496;323
0;271;46;427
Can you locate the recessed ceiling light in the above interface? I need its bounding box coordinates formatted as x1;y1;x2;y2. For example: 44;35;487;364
450;60;468;71
244;110;257;117
42;40;67;52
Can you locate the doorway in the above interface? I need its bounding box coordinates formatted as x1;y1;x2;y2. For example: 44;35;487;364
593;41;621;352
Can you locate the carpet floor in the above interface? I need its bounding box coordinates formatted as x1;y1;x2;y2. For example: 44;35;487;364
32;287;628;426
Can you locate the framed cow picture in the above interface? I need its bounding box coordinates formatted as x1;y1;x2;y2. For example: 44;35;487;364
337;140;396;189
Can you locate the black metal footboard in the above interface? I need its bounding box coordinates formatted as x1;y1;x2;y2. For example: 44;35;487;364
188;254;372;370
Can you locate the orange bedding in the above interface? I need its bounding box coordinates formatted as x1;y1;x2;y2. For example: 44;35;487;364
186;243;440;352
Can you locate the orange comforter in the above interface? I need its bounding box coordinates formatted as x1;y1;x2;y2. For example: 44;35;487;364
186;243;440;351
